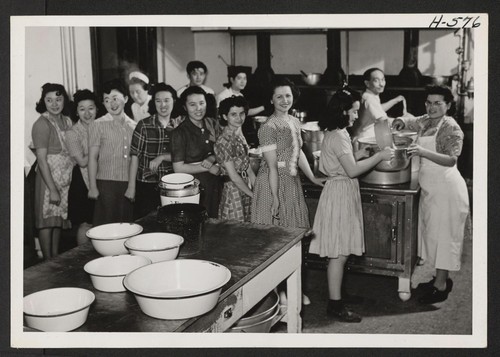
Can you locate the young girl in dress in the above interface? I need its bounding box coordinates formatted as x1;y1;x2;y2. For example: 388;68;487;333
214;96;256;221
308;87;393;322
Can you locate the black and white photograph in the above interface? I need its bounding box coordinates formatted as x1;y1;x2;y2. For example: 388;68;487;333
10;13;487;349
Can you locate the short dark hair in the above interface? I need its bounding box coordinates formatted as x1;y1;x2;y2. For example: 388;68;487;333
425;85;454;103
363;67;384;82
178;86;208;117
319;87;361;131
102;78;127;98
268;77;300;104
72;89;100;121
186;60;208;74
218;96;249;126
147;82;178;115
35;83;71;115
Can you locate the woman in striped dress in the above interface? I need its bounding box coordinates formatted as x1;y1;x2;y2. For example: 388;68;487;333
308;87;393;322
214;96;256;221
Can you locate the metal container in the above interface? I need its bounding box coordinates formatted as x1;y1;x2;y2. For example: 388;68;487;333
301;121;324;163
158;179;200;206
301;72;322;86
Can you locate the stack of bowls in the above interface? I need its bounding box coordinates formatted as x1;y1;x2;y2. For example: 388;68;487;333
123;259;231;320
84;255;151;292
124;232;184;263
23;287;95;332
229;290;280;333
86;223;143;256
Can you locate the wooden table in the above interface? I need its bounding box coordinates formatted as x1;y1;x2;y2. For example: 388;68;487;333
24;218;306;333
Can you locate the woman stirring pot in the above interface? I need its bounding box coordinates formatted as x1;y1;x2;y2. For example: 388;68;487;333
392;85;469;304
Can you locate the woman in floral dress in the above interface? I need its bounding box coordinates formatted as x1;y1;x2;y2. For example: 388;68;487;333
214;96;256;221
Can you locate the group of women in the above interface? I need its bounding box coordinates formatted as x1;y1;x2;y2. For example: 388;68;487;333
31;67;469;322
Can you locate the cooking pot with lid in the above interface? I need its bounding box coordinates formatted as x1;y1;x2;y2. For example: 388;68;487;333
158;177;201;206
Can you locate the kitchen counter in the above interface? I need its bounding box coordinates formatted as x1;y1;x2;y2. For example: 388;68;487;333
23;218;306;334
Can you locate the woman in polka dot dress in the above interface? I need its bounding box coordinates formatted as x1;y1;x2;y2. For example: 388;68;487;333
251;77;324;227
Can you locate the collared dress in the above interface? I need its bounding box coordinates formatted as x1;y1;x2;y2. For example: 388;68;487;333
31;113;74;229
402;115;469;271
66;120;95;225
250;114;309;228
130;114;183;218
171;116;222;218
308;129;365;258
214;130;252;221
88;113;137;225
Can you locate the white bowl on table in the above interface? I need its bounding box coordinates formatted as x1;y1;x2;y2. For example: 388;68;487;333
123;259;231;320
23;287;95;332
86;223;143;256
83;255;151;292
124;232;184;263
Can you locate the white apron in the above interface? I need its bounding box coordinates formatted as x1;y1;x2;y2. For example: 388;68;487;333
417;119;469;271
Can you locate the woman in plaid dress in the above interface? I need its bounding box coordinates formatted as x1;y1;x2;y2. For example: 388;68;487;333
214;96;256;221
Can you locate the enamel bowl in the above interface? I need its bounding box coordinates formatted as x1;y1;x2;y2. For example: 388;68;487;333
83;255;151;292
123;259;231;320
124;233;184;263
86;223;143;256
23;287;95;332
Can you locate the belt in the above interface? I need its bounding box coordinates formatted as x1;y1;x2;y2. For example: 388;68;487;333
222;170;248;183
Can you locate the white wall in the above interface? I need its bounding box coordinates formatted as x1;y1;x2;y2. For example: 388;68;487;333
194;32;231;94
25;27;93;168
270;34;327;74
418;29;463;76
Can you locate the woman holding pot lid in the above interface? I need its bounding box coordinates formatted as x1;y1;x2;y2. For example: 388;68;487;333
171;86;222;218
214;96;256;222
126;83;183;219
31;83;73;259
391;85;469;304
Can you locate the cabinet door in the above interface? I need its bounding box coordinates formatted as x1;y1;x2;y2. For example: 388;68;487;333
350;193;399;265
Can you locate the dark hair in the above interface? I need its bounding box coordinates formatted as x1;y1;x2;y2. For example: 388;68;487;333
425;85;454;103
186;60;208;74
102;78;128;98
228;65;251;79
129;77;149;91
178;86;208;117
35;83;71;115
319;87;361;131
147;83;178;115
218;96;249;126
72;89;101;121
363;67;384;82
268;77;300;104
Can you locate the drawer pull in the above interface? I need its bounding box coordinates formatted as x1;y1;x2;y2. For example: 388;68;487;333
223;307;233;319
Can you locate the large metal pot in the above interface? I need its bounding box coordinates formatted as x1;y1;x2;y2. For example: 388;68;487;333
357;137;410;172
300;71;322;86
301;121;324;163
158;179;201;206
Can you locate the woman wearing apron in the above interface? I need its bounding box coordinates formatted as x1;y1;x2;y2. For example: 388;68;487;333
31;83;73;259
392;85;469;304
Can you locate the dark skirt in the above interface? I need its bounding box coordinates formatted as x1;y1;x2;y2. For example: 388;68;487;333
93;180;134;226
134;180;161;220
68;166;95;225
193;172;222;219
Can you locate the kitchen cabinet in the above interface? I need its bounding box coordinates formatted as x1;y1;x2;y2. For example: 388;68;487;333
303;174;420;301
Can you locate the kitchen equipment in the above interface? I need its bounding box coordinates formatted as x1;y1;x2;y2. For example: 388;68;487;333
124;232;184;263
230;290;279;332
374;118;394;150
392;130;418;148
23;287;95;332
83;255;151;292
300;70;322;86
160;173;194;189
157;203;208;256
158;178;200;206
123;259;231;320
357;136;411;185
86;223;143;256
301;121;324;163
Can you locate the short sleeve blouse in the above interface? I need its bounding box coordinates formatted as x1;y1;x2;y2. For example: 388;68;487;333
318;129;352;177
31;115;63;154
214;131;250;175
171;117;217;163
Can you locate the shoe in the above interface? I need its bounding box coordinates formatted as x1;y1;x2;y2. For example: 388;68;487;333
417;277;436;291
342;291;365;305
418;279;453;304
302;293;311;306
327;304;362;323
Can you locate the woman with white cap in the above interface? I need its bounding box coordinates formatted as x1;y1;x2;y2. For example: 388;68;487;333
128;71;152;122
